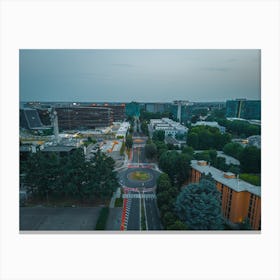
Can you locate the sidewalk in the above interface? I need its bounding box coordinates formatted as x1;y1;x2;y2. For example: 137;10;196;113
109;187;121;208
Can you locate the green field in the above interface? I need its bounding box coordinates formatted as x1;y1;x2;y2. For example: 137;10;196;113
129;171;150;181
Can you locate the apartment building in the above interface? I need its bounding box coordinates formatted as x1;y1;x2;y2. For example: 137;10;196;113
188;160;261;230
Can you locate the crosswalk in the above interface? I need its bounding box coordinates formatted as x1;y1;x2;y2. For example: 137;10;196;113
122;193;156;199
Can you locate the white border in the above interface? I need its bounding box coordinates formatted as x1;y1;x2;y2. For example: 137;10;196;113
1;1;280;280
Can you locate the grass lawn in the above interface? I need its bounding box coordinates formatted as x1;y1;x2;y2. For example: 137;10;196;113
130;171;150;181
114;197;123;207
240;173;261;186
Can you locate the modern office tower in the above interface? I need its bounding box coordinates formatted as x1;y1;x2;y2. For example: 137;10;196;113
91;103;126;122
55;106;113;130
125;102;140;117
226;99;261;120
20;108;44;129
144;103;168;113
173;100;191;123
188;160;261;230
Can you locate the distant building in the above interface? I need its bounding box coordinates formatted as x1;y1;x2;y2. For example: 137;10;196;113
145;103;168;113
20;108;44;130
192;121;226;133
226;99;261;120
187;160;261;230
115;122;130;138
41;146;77;157
247;135;261;148
55;107;113;131
91;103;126;122
125;102;140;117
150;118;188;137
165;136;182;148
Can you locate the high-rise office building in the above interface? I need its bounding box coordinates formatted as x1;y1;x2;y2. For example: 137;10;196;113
226;99;261;120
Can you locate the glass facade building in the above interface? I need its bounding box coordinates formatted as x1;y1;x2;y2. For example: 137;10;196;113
226;99;261;120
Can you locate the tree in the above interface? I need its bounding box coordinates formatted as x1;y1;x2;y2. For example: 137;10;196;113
154;140;168;158
125;135;133;149
167;220;188;230
144;143;157;159
182;146;194;157
159;151;191;185
223;142;244;160
152;130;165;142
187;126;231;150
23;148;119;203
140;121;149;136
120;141;125;156
175;179;224;230
239;146;261;173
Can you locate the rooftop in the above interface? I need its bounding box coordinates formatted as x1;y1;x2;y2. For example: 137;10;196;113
191;160;261;197
42;146;77;152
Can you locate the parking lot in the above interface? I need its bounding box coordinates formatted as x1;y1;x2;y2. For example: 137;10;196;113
20;207;102;231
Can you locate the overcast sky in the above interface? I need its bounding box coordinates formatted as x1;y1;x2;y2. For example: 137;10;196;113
20;49;261;103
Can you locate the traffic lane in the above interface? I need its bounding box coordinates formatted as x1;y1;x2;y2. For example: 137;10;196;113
145;197;162;230
126;198;140;230
132;147;140;163
138;147;147;163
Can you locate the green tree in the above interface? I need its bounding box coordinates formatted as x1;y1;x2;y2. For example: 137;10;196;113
145;143;157;159
167;220;188;230
154;140;168;158
187;132;199;148
187;126;231;150
223;142;244;160
23;148;119;203
159;151;191;185
182;146;194;157
152;130;165;142
125;135;133;149
120;141;125;156
175;179;224;230
240;146;261;173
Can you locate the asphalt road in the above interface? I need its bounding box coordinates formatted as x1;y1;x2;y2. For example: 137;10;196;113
144;192;162;230
120;133;162;231
126;197;140;230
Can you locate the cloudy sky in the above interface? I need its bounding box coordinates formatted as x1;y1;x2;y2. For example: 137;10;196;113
20;49;261;102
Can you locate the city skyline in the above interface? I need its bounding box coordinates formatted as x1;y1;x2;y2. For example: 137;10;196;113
20;49;261;103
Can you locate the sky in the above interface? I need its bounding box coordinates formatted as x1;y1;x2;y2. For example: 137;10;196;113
20;49;261;103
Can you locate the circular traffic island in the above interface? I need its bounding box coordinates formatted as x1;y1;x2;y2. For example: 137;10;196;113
128;171;151;182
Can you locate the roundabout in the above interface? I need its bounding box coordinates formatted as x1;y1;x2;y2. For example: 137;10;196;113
128;170;151;182
119;167;160;189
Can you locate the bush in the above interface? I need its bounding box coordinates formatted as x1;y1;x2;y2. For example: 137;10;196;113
114;197;123;207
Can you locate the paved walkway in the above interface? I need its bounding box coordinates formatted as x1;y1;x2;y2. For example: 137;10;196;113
109;187;121;208
105;208;123;230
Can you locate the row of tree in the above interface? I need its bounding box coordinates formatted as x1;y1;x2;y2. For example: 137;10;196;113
223;143;261;173
194;150;240;174
156;173;187;230
140;110;173;122
217;118;260;137
187;126;232;150
21;149;119;202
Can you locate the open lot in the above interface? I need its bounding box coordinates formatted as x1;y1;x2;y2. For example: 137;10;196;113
20;207;102;231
